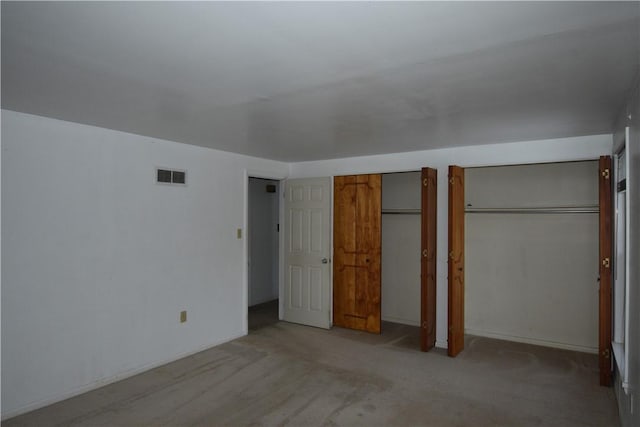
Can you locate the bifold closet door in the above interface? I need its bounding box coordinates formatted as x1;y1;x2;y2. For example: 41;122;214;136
334;174;382;333
599;155;613;386
448;165;465;357
421;167;437;351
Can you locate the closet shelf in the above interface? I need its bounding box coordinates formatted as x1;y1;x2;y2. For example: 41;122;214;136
465;205;599;214
381;209;421;215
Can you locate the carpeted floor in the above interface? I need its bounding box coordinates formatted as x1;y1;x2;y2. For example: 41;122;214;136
4;317;619;427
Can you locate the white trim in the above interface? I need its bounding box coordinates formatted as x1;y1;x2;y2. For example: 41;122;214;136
465;329;598;354
623;126;632;394
611;129;632;394
279;180;285;321
613;125;627;154
0;333;245;421
612;341;626;380
242;170;249;335
329;176;334;327
613;139;629;384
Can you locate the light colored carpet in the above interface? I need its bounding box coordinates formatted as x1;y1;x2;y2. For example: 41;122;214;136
4;321;619;426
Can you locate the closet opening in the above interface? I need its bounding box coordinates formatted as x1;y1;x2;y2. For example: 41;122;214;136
381;172;422;349
448;160;608;360
333;169;437;352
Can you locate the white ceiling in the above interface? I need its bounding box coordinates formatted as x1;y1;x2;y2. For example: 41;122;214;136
2;2;639;161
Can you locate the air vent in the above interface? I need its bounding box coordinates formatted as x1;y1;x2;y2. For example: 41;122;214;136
172;170;186;184
156;168;187;185
157;169;172;183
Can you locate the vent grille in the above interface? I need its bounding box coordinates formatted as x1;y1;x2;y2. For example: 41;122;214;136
156;168;187;185
157;169;172;183
172;171;186;184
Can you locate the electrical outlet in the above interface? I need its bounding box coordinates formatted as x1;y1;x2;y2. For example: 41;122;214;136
180;310;187;323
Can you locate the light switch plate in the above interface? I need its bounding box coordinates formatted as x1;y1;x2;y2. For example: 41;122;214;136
237;228;242;239
180;310;187;323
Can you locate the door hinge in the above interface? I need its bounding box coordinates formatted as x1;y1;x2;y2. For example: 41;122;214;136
601;168;610;179
602;257;610;268
602;348;611;359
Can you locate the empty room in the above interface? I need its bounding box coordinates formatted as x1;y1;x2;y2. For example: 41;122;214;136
1;2;639;426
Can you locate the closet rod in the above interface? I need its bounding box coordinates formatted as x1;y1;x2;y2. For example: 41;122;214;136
465;206;599;214
381;209;421;215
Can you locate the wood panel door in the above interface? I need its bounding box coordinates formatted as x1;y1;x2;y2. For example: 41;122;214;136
448;166;465;357
333;174;382;333
283;177;332;329
599;156;613;386
421;168;437;351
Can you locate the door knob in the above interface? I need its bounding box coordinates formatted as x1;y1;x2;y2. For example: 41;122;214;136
322;258;329;264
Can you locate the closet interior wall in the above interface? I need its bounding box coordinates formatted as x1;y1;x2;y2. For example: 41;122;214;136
464;161;599;353
381;172;421;326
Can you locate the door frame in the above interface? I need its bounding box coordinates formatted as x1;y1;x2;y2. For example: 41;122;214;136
243;169;287;335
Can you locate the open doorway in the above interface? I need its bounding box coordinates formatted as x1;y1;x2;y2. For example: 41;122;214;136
248;177;280;331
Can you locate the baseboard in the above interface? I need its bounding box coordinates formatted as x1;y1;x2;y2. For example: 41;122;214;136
1;332;246;420
465;328;598;354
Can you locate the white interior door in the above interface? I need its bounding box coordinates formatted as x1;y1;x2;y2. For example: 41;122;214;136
283;177;332;329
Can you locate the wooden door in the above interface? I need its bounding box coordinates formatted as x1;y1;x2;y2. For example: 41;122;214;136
283;177;332;329
421;168;437;351
333;174;382;333
448;166;465;357
599;156;613;386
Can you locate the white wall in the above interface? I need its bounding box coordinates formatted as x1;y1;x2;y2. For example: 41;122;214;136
248;178;279;306
465;162;599;353
381;172;421;326
0;110;289;418
613;78;640;427
0;108;617;419
290;134;612;348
